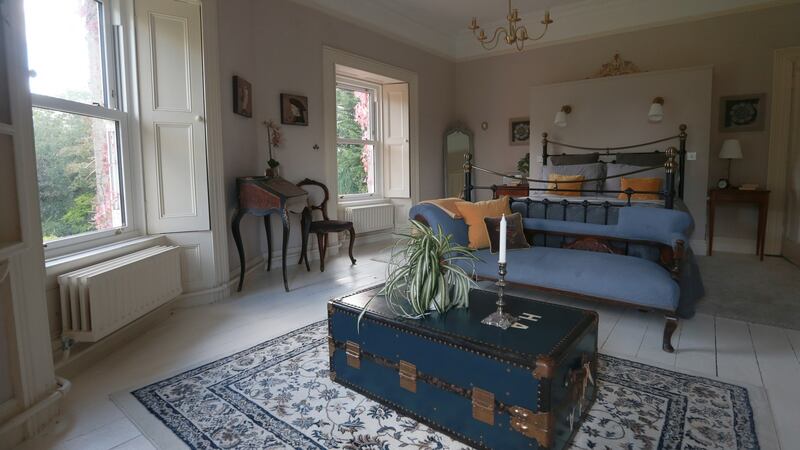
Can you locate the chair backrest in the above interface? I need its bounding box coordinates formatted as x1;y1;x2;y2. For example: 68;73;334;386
297;178;330;221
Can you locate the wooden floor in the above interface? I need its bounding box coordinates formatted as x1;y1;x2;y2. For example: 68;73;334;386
16;243;800;449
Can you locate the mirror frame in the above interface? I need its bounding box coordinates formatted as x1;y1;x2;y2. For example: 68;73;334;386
442;123;474;198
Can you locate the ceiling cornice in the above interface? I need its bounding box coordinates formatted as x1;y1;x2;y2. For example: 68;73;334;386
287;0;457;60
287;0;797;62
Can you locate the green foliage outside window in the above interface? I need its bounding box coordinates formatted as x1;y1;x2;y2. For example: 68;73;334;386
33;108;99;241
336;87;370;196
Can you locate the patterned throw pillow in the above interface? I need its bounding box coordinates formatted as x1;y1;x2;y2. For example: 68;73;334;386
484;212;530;254
454;196;513;249
618;177;663;201
547;174;585;197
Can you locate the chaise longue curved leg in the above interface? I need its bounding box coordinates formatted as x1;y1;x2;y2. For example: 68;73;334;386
662;315;678;353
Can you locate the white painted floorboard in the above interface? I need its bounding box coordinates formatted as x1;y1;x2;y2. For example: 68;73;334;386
15;243;800;449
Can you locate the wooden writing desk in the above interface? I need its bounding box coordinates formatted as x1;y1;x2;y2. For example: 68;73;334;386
708;188;770;261
232;177;311;292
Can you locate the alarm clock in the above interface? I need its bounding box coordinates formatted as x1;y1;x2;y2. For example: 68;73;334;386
717;178;730;189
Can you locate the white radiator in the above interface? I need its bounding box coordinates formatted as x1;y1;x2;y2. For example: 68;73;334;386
343;203;395;234
58;246;182;343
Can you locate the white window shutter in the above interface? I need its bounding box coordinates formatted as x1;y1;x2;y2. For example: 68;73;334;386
135;0;210;233
382;83;410;198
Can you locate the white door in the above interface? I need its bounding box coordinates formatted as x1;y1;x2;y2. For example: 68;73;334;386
382;83;410;198
783;65;800;265
135;0;209;233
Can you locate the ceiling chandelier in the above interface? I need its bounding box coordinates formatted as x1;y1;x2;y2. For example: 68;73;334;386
468;0;553;51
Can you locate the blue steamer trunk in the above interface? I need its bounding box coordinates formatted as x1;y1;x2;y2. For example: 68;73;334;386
328;286;598;450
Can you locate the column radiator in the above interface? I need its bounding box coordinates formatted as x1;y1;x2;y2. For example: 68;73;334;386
343;203;395;234
58;246;182;343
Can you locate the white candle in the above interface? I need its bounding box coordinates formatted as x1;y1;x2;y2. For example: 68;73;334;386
498;214;507;264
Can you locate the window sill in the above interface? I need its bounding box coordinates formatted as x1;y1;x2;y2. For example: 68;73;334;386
338;197;391;208
45;235;168;285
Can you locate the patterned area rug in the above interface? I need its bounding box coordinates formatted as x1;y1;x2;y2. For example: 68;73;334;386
115;321;766;450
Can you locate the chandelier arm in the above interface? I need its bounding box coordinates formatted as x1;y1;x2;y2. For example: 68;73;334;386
527;22;550;41
480;27;507;50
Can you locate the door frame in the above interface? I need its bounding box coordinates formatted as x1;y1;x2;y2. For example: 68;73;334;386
765;47;800;255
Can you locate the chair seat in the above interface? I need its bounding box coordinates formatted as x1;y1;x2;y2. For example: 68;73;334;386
309;220;353;233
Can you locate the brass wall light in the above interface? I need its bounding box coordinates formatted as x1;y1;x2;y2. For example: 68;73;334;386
554;105;571;128
648;97;665;123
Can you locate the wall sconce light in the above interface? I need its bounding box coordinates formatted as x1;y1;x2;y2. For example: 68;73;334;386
648;97;665;123
554;105;571;127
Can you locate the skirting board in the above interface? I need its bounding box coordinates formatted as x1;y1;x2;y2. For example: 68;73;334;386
711;237;758;255
690;239;708;256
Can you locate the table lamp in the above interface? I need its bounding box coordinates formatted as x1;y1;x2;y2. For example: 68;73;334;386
718;139;742;189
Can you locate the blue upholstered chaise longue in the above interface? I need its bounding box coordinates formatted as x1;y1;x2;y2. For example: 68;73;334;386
409;202;702;353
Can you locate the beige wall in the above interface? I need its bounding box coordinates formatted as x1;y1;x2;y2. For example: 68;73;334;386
217;0;455;275
527;67;712;244
454;4;800;242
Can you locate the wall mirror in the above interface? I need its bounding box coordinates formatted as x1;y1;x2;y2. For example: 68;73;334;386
443;124;474;198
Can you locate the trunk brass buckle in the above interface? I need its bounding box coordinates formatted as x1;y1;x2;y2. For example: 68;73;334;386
345;341;361;369
471;387;495;425
509;406;552;448
398;360;417;393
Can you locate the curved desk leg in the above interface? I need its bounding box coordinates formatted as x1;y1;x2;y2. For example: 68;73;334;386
281;211;290;292
232;210;246;292
347;226;357;265
264;215;272;272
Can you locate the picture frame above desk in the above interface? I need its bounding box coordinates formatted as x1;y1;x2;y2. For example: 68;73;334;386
707;188;770;261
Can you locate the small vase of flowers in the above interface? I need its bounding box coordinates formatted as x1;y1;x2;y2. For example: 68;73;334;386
263;120;282;177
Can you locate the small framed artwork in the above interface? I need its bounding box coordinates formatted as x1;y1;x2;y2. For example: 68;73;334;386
509;117;530;146
232;76;252;118
719;94;766;132
280;94;309;126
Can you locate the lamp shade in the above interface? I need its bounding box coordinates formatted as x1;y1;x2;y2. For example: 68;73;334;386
648;102;664;122
554;110;567;127
719;139;743;159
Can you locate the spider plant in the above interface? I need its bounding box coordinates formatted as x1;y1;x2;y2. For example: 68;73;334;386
359;220;479;326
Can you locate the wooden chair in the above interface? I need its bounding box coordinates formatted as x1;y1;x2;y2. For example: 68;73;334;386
297;178;357;272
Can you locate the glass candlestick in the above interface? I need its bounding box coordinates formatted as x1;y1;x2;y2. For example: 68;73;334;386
481;262;518;329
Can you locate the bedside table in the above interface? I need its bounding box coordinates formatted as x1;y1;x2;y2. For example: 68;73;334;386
493;184;529;199
708;188;770;260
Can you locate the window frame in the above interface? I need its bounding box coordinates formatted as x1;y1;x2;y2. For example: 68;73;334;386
335;76;383;201
26;0;141;258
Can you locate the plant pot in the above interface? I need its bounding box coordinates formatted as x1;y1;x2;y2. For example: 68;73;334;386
265;166;280;178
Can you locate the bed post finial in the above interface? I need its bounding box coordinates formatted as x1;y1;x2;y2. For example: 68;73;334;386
463;153;473;202
664;147;677;209
542;132;549;166
678;125;687;199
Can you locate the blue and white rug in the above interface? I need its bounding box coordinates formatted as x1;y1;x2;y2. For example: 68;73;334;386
112;320;773;449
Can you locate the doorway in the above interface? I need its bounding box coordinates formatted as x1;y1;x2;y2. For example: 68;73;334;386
766;47;800;265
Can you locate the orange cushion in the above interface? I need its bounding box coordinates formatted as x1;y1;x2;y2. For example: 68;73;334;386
618;177;663;201
547;174;585;197
454;196;512;249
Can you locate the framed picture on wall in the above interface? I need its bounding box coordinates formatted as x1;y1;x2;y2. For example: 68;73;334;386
719;94;766;132
509;117;530;146
280;94;309;126
232;76;252;117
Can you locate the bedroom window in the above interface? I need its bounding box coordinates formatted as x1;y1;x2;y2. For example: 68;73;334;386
24;0;132;250
336;80;380;198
